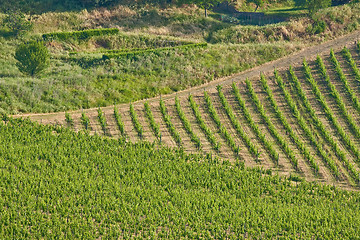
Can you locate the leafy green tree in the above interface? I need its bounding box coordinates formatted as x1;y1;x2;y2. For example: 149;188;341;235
15;41;50;77
247;0;267;12
295;0;331;15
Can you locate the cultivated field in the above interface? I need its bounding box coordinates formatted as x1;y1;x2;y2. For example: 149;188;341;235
16;31;360;189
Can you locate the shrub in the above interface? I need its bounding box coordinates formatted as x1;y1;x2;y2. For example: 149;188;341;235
42;28;119;41
14;41;49;76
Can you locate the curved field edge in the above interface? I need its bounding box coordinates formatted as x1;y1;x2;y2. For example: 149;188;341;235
1;117;360;239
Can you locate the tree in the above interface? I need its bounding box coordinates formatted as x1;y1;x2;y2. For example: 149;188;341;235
247;0;267;12
294;0;331;16
15;41;49;77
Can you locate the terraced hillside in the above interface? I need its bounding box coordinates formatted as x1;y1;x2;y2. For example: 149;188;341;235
16;37;360;189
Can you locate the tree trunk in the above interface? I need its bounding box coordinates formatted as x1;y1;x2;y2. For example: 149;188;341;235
255;5;259;12
205;8;207;17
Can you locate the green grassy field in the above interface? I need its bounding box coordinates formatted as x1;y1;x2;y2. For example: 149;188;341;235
0;2;359;114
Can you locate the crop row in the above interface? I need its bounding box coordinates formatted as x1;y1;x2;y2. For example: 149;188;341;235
315;56;360;161
278;69;339;176
130;103;143;138
175;96;201;149
260;74;319;172
204;89;239;155
342;47;360;86
189;94;220;151
97;108;107;135
218;83;259;158
114;107;125;137
232;81;279;164
144;101;161;141
80;112;90;130
160;99;182;147
246;78;298;169
301;60;359;181
330;49;360;114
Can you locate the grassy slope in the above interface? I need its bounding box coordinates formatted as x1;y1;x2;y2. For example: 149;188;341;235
1;117;360;239
0;3;359;115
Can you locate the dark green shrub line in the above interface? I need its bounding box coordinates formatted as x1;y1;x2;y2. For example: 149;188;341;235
204;90;239;155
102;43;208;60
331;48;360;111
317;55;360;140
232;81;279;165
261;74;319;172
279;69;340;177
342;47;360;85
144;101;161;141
159;99;182;147
246;78;298;170
218;83;259;158
80;112;90;131
43;28;119;41
97;108;107;135
287;67;346;179
188;94;220;151
114;107;125;137
304;59;360;161
65;112;73;127
130;103;143;139
175;96;201;150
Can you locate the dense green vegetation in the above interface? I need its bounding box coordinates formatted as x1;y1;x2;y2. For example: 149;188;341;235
1;117;360;238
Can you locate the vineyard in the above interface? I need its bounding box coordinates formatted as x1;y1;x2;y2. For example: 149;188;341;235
1;117;360;238
21;40;360;190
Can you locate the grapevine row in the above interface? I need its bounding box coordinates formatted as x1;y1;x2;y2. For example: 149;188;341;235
218;83;259;158
80;112;90;130
175;96;201;149
204;89;239;154
330;49;360;114
188;94;220;151
114;107;125;136
232;81;279;164
129;103;143;138
342;47;360;85
144;101;161;141
277;69;339;176
260;74;319;172
301;60;359;181
159;99;182;147
290;66;358;179
65;112;73;127
97;108;107;135
246;78;298;169
316;56;360;142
